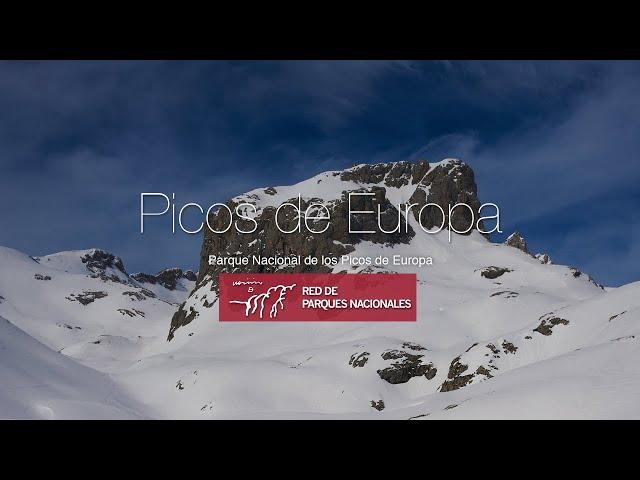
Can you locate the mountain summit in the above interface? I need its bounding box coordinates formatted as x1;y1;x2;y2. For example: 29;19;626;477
169;158;486;339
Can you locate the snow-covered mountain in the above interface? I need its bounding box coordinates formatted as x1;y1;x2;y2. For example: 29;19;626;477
0;247;191;373
1;158;639;419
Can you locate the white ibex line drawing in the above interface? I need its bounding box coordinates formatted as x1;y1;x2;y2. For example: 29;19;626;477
229;284;296;319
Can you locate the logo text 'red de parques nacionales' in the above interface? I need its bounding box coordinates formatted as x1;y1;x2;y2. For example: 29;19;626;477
219;273;416;322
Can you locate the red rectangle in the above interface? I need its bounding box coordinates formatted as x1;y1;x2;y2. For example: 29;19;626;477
219;273;416;321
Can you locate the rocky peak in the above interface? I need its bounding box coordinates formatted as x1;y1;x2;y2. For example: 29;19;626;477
167;158;485;340
81;249;127;275
535;253;551;265
78;249;134;285
340;159;430;187
194;159;481;285
132;268;197;291
505;232;529;254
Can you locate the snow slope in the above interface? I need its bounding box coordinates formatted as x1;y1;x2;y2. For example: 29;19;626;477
0;246;187;372
118;228;627;419
0;315;147;419
0;158;638;419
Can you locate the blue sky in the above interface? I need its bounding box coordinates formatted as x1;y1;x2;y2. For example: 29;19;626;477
1;60;638;286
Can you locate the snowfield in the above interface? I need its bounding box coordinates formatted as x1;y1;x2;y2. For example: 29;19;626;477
0;315;147;419
1;159;639;419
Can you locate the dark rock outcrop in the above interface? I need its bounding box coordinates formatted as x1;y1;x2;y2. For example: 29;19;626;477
66;291;108;306
535;253;551;264
402;341;426;351
122;290;155;301
502;340;518;354
505;231;529;254
440;352;494;393
609;311;626;322
132;268;197;291
377;349;437;384
81;250;129;284
480;266;512;279
534;314;569;336
440;356;474;392
341;160;430;188
117;308;145;318
169;307;199;339
407;160;483;233
349;352;369;368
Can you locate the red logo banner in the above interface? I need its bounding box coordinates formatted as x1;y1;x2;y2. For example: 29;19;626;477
219;273;417;322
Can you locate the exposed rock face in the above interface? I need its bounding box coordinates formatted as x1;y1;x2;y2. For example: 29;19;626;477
376;349;437;384
117;308;145;318
66;291;108;306
609;311;626;322
81;249;128;283
505;231;529;254
123;290;155;301
440;356;474;392
132;268;197;291
341;160;428;187
502;340;518;354
536;253;551;264
349;352;369;368
402;341;426;351
195;195;358;279
534;314;569;336
440;352;494;392
169;308;199;340
438;338;531;393
168;159;485;340
407;160;483;232
130;273;156;284
480;266;512;279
